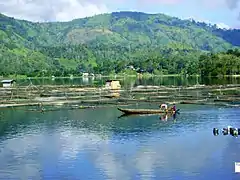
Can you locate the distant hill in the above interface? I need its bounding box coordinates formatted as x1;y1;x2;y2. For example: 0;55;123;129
0;11;240;76
1;11;240;50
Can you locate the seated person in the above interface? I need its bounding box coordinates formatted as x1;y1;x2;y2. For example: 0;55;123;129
160;103;168;110
172;104;176;111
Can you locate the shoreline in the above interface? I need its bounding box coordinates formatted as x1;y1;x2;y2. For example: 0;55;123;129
1;74;240;80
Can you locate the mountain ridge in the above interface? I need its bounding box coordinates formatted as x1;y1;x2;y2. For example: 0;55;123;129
1;11;240;49
0;11;236;30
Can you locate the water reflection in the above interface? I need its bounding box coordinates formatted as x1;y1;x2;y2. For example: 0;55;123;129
13;76;240;88
118;112;178;122
159;112;178;122
0;105;239;179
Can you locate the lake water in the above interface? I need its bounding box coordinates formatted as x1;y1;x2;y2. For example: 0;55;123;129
0;103;239;179
14;76;240;87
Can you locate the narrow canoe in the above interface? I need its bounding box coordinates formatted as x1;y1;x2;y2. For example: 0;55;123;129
117;107;179;115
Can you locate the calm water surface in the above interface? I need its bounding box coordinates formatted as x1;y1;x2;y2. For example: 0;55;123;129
0;103;239;179
14;76;240;87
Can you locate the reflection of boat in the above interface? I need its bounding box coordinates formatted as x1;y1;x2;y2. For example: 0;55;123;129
118;113;156;119
117;107;179;115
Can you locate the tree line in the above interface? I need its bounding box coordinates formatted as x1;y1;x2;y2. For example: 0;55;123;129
0;42;239;77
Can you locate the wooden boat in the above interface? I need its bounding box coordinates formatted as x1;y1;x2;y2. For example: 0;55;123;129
117;107;179;115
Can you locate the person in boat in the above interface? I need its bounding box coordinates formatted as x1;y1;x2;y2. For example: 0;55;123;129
38;102;45;113
172;104;176;112
160;103;168;110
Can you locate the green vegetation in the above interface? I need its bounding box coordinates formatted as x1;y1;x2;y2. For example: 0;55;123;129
199;49;240;77
0;11;240;77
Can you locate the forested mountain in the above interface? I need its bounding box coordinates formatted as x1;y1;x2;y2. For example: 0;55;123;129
0;11;240;77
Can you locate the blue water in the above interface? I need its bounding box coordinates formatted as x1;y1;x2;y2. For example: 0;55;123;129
0;103;239;179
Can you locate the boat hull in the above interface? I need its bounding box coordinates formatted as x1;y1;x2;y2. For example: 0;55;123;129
117;107;179;115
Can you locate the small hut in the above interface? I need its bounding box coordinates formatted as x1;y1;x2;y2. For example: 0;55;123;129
105;80;121;98
1;79;16;87
82;73;89;77
105;80;121;90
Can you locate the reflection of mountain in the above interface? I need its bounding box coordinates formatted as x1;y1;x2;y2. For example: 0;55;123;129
0;104;224;138
8;76;240;87
0;107;75;138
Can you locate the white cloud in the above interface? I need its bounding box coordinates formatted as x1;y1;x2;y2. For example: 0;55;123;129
186;16;230;29
0;0;109;22
57;129;131;179
58;129;107;159
0;132;44;179
216;22;230;29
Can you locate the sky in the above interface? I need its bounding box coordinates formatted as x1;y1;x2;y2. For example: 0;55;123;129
0;0;240;29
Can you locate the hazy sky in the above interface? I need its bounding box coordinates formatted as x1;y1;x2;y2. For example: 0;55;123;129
0;0;240;28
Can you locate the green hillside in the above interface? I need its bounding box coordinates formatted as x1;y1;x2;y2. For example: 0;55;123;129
0;11;240;77
1;11;240;50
